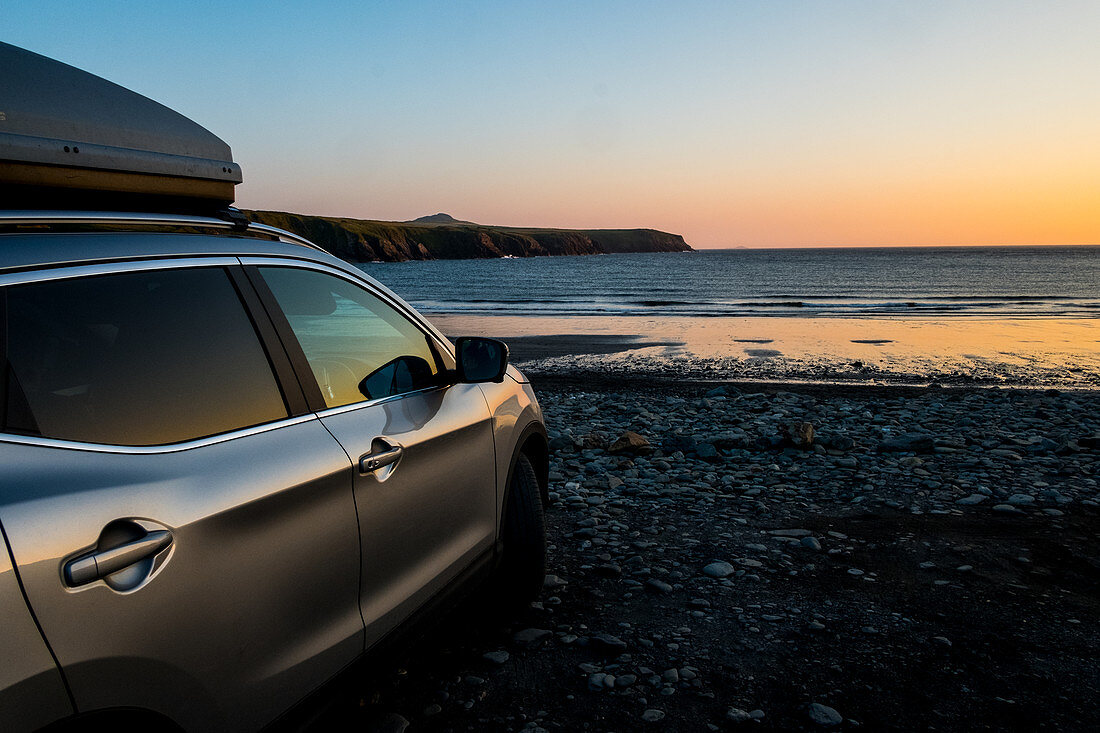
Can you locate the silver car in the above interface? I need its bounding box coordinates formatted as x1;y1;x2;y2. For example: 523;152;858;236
0;42;549;732
0;214;549;731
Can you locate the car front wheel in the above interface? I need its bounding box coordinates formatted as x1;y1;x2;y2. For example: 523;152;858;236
494;453;546;610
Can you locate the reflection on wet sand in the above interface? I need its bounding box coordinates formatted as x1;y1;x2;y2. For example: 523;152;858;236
431;314;1100;387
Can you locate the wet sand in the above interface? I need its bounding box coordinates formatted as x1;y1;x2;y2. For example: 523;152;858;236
434;314;1100;387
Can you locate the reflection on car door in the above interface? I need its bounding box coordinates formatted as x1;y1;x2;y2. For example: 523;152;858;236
320;386;496;646
0;265;363;731
251;264;498;646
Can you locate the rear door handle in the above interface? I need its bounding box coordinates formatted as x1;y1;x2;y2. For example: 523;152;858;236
65;530;173;586
359;446;403;473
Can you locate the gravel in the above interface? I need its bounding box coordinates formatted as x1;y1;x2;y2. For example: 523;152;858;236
314;378;1100;732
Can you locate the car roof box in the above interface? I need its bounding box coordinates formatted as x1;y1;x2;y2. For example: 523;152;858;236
0;42;242;213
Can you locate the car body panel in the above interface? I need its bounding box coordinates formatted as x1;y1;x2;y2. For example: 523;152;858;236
0;533;73;729
317;384;497;649
475;379;546;523
0;418;362;731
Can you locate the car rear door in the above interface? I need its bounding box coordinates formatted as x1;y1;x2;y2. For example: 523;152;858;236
245;261;498;647
0;260;363;731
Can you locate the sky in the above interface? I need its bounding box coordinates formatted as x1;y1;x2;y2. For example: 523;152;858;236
4;1;1099;248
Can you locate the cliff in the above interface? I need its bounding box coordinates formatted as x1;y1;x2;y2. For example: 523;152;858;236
244;210;693;262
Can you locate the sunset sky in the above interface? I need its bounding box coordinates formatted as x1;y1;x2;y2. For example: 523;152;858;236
6;1;1099;248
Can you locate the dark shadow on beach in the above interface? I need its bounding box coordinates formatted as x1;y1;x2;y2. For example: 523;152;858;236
475;334;682;361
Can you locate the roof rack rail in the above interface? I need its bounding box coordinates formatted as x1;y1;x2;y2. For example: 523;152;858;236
0;209;327;253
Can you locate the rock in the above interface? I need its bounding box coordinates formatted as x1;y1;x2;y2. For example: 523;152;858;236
957;494;986;505
646;578;674;593
989;448;1023;460
879;433;935;452
821;434;855;451
695;442;719;460
702;561;736;578
609;431;653;454
482;650;510;665
807;703;843;727
581;432;608;449
992;504;1025;515
588;633;628;653
788;421;815;448
726;707;752;723
513;628;553;647
1027;437;1060;454
768;528;812;537
548;435;576;452
1006;493;1035;505
368;713;410;733
543;574;568;589
588;673;610;690
642;709;666;722
800;536;823;551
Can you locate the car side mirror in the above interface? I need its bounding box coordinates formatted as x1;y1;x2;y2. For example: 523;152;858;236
454;337;509;383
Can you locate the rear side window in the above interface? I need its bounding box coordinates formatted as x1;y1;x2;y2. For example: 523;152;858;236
1;267;288;446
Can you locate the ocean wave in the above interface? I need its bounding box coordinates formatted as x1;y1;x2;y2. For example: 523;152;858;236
413;297;1100;319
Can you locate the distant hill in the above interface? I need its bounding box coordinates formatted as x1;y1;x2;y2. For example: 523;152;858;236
245;210;693;262
406;213;477;225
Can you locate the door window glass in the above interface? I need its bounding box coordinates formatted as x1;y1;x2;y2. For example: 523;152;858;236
258;267;440;408
2;267;288;445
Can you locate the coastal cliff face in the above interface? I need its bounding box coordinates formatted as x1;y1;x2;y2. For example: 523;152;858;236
245;210;692;262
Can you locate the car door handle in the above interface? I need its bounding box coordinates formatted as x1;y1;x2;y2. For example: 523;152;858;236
65;530;173;587
359;446;403;473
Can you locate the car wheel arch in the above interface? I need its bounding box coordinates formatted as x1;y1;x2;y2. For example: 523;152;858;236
502;422;549;531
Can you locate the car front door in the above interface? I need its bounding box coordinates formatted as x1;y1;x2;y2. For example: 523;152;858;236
0;262;363;731
247;262;498;647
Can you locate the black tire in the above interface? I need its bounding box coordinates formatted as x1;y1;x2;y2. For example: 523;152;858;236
494;453;547;610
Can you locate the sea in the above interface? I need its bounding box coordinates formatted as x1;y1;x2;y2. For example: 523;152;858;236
359;245;1100;320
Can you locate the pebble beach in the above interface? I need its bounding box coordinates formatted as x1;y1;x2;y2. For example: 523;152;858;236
316;363;1100;732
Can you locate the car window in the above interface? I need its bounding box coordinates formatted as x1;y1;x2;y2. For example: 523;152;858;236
257;267;440;409
1;267;288;446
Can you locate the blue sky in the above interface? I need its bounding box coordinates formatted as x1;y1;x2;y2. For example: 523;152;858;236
5;1;1099;246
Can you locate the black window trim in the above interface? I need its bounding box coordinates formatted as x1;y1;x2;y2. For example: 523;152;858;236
225;266;311;417
0;258;317;451
241;265;328;413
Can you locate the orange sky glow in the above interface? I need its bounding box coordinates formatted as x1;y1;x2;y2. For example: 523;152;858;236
8;2;1100;249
